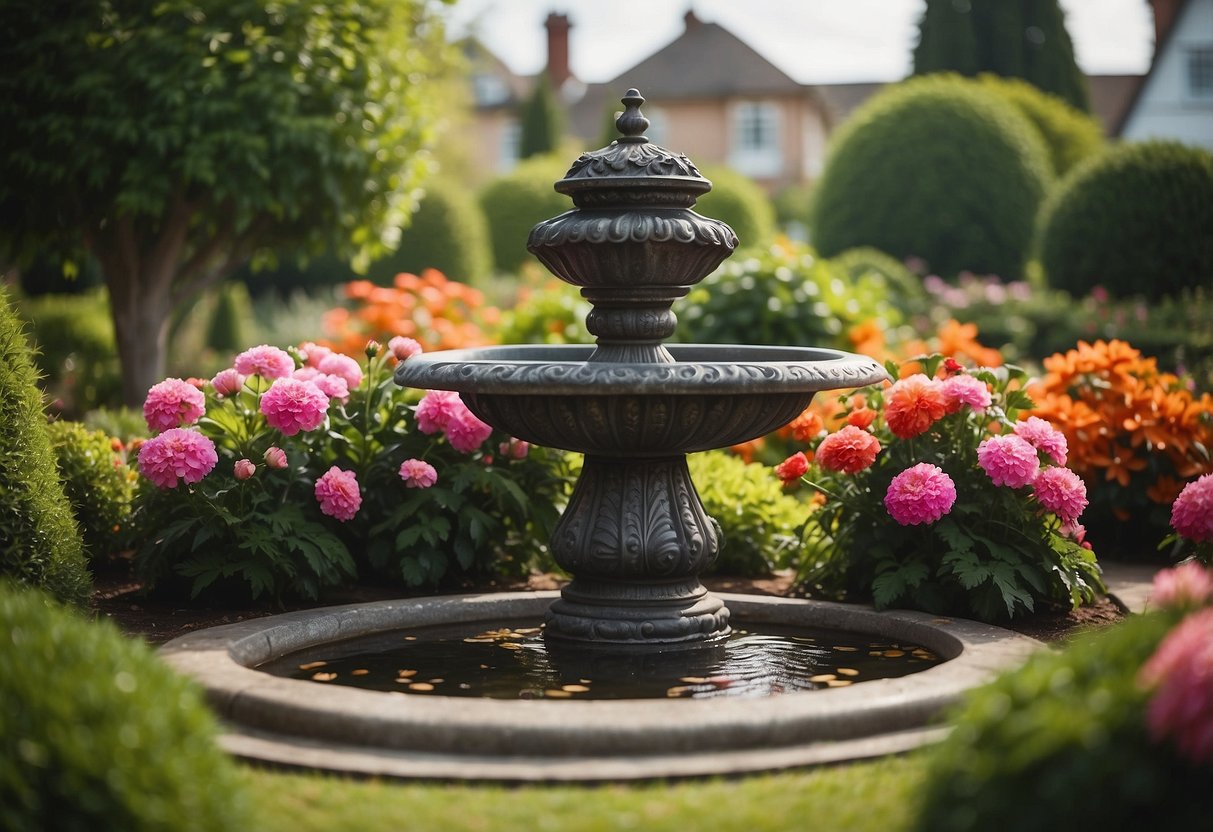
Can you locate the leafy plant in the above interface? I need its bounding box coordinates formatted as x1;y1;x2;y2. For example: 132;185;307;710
479;154;573;273
495;278;594;346
789;354;1103;622
46;420;135;563
977;74;1102;176
696;165;778;250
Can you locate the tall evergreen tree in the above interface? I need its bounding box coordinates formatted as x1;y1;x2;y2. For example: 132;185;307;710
912;0;1090;112
519;75;564;160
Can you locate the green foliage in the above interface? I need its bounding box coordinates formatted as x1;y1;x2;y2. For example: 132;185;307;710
689;451;804;576
16;289;123;417
798;360;1103;622
0;290;90;606
495;279;594;345
82;406;149;446
830;247;923;306
479;154;573;273
912;0;1090;112
46;420;135;562
696;166;777;249
676;242;908;349
914;607;1210;831
811;74;1052;281
771;182;815;234
0;581;250;831
366;178;493;286
204;281;253;355
1036;140;1213;301
978;74;1103;175
519;74;564;160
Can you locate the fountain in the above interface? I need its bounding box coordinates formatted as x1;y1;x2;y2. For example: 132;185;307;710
160;90;1042;781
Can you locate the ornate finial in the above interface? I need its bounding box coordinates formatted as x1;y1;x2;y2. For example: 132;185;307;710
615;88;649;143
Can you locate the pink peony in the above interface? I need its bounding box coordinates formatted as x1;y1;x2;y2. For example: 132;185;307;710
317;353;363;391
260;377;330;436
398;458;439;489
775;452;809;484
415;390;462;434
233;344;295;379
1151;562;1213;610
1013;416;1069;466
137;428;218;489
210;368;246;398
314;466;362;521
977;434;1040;488
233;458;256;480
884;463;957;526
1139;608;1213;767
298;341;333;369
263;446;288;469
940;374;992;414
498;438;530;460
884;374;949;439
1031;466;1088;524
445;406;493;453
816;425;881;474
1172;474;1213;543
311;373;350;403
389;336;423;361
143;378;206;434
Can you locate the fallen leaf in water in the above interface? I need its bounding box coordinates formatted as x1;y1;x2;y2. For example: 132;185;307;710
397;669;418;678
408;682;434;691
498;642;522;650
561;684;590;693
666;686;690;697
836;668;860;677
809;674;836;683
826;679;853;687
833;646;858;652
299;661;327;671
351;669;369;676
312;672;337;682
883;650;905;658
544;689;572;698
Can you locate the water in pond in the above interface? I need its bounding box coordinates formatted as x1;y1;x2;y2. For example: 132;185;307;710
259;620;944;700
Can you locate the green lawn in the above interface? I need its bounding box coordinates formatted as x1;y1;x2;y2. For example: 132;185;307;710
247;754;928;832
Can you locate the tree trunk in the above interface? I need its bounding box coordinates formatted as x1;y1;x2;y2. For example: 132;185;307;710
109;272;173;408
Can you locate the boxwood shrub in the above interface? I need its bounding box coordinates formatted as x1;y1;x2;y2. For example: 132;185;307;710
479;154;572;274
696;165;777;250
1035;140;1213;300
0;289;90;605
0;581;249;831
978;74;1103;177
47;420;135;563
811;74;1052;281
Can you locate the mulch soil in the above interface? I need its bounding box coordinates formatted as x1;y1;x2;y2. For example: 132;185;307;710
92;562;1126;647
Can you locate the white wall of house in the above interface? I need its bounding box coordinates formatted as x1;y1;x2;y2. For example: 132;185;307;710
1122;0;1213;148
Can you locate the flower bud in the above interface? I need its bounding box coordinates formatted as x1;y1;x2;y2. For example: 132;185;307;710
211;368;246;397
263;446;288;469
389;336;423;361
234;458;256;480
365;339;381;358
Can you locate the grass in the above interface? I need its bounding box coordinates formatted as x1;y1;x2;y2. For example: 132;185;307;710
246;753;928;832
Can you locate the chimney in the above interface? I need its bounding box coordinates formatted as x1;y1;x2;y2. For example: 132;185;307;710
545;12;572;89
1148;0;1182;54
684;10;701;31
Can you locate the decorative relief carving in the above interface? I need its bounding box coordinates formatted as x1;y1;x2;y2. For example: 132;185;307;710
528;210;735;249
561;140;705;184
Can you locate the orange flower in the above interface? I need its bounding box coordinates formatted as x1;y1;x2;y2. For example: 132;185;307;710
785;408;824;442
885;374;949;439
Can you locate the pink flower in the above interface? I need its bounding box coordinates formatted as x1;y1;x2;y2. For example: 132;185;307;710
775;452;810;484
137;428;218;489
977;434;1040;488
233;458;256;480
1172;474;1213;543
143;378;206;434
233;344;295;379
1014;416;1069;466
317;353;363;391
294;370;349;403
884;463;956;526
1139;608;1213;767
389;336;423;361
314;466;361;521
884;375;949;439
263;446;288;469
1031;466;1088;524
816;425;881;474
940;374;992;414
298;341;333;369
415;390;462;434
211;368;246;398
498;438;530;460
445;407;493;453
1151;562;1213;610
260;377;330;436
399;458;438;488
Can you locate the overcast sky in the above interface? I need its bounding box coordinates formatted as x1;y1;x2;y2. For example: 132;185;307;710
442;0;1156;84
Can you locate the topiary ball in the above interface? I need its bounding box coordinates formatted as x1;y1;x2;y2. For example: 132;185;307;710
47;420;135;562
479;154;572;274
977;74;1104;177
1035;140;1213;301
0;581;250;831
810;74;1052;281
696;165;777;250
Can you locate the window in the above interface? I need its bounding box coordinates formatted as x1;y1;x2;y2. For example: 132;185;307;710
499;121;521;172
729;102;782;177
472;74;509;107
1187;46;1213;100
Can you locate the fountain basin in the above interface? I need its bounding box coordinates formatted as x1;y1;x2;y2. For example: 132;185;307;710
161;592;1041;781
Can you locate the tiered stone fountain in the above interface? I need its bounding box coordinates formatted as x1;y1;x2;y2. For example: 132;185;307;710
160;91;1041;781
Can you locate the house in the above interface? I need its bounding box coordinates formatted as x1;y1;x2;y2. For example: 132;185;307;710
1118;0;1213;148
464;8;1148;191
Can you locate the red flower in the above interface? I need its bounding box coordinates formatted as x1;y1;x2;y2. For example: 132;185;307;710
775;452;809;484
817;425;881;474
885;374;948;439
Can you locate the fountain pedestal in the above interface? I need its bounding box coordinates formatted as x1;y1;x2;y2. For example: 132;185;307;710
396;89;889;646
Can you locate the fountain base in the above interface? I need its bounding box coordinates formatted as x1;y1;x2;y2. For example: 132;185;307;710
546;577;731;644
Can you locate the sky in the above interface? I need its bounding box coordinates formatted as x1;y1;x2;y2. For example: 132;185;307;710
441;0;1156;84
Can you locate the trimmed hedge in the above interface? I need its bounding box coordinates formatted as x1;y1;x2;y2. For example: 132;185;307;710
696;166;777;250
978;74;1103;176
0;289;90;605
18;288;123;416
811;74;1052;280
0;581;249;831
1036;140;1213;300
479;154;572;274
47;420;134;562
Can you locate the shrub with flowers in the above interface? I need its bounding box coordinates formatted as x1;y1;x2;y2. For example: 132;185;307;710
914;561;1213;830
785;354;1103;622
130;339;571;602
1028;339;1213;556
